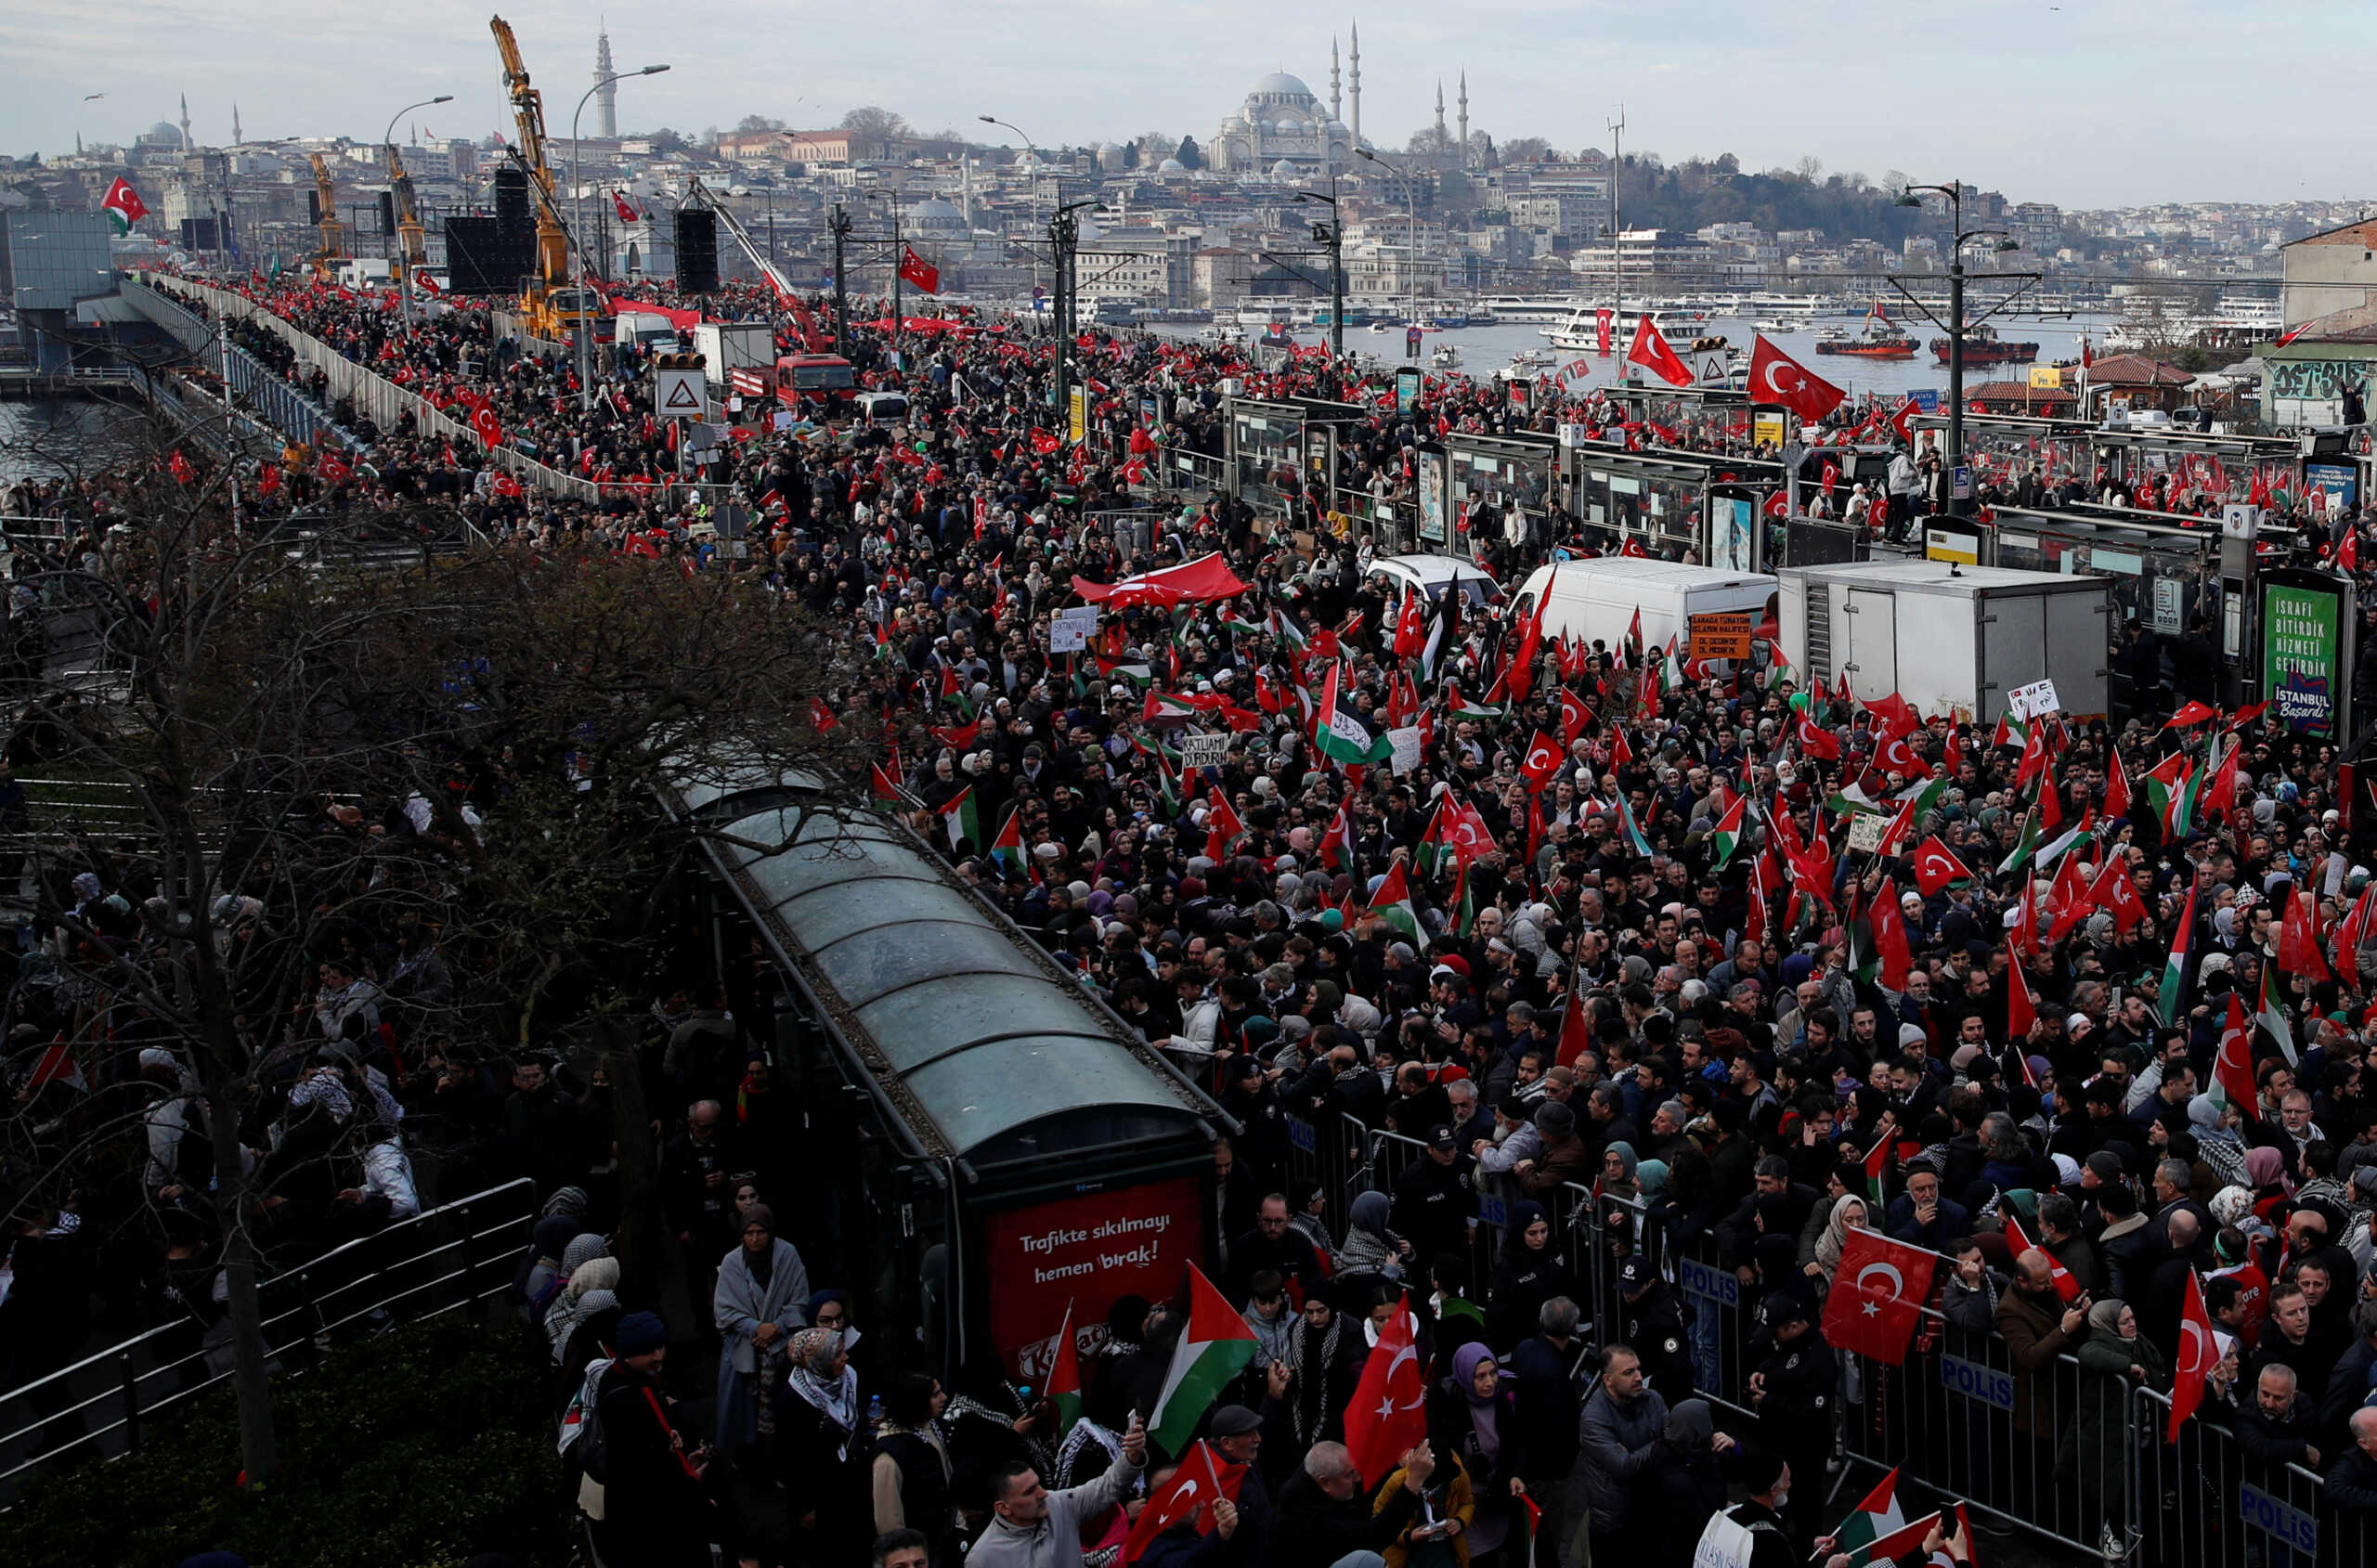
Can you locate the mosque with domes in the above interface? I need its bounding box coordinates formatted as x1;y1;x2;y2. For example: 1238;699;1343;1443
1207;28;1368;176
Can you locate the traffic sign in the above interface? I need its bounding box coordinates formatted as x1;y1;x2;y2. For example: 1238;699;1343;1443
656;367;708;420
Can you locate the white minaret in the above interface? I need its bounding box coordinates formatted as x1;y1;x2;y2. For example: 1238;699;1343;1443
1330;37;1341;124
232;103;242;145
178;94;192;151
594;23;618;138
1457;71;1469;166
1434;81;1446;148
1349;21;1361;144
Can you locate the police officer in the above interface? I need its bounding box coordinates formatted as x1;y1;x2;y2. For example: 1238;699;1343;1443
1746;1289;1836;1545
1390;1124;1478;1289
1616;1255;1695;1405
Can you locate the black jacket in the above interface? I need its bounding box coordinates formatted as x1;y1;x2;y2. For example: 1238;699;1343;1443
1269;1468;1424;1566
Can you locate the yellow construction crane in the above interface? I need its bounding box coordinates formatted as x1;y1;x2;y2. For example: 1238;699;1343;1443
383;143;427;284
308;152;344;279
489;13;598;341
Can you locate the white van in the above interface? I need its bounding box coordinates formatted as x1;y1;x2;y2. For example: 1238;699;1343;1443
1510;558;1777;656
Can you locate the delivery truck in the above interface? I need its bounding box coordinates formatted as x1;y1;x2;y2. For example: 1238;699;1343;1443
692;322;775;387
1777;561;2112;723
1510;558;1779;655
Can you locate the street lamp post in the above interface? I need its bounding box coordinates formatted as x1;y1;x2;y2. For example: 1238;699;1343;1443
868;186;906;364
1297;187;1344;398
1356;147;1420;338
1897;182;2019;519
1048;199;1103;431
572;63;669;409
383;95;453;327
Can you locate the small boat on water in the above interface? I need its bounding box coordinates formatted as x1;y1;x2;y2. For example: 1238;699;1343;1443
1814;301;1918;359
1431;343;1463;370
1934;323;2040;366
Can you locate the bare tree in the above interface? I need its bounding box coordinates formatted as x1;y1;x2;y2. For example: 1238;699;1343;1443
1795;155;1825;183
839;107;911;141
0;421;869;1483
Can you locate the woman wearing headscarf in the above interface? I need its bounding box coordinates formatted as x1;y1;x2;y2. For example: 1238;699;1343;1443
2242;1144;2293;1223
1807;1194;1871;1298
2187;1095;2253;1190
1338;1189;1409;1282
545;1256;620;1366
778;1325;871;1563
1428;1341;1521;1562
559;1287;621;1378
1596;1141;1640;1206
533;1232;608;1329
1487;1200;1578;1354
1656;1397;1738;1565
2056;1298;2166;1536
1281;1288;1368;1452
712;1203;811;1460
516;1214;577;1311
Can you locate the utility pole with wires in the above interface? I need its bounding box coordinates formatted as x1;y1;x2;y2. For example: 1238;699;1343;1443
829;204;852;359
1607;108;1625;316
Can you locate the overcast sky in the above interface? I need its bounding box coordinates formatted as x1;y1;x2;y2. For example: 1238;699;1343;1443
6;0;2371;210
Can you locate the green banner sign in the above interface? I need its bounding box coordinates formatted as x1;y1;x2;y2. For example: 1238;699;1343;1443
2261;576;2345;736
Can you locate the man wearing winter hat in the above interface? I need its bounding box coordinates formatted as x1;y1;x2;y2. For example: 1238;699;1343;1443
596;1311;715;1566
1516;1101;1592;1196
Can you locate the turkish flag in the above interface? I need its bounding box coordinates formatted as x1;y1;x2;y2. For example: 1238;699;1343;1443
897;245;942;295
2279;887;2332;981
1595;307;1613;356
1555;967;1594;1069
1204;787;1245;841
2212;992;2255;1108
1875;731;1922;778
1519;730;1564;793
1821;1228;1939;1366
413;270;442;297
1626;314;1695;387
471;406;505;448
1795;715;1840;760
1869;876;1914;991
2166;1269;2218;1443
1394;588;1424;659
2005;939;2036;1043
1747;335;1847;423
1559;689;1591;749
1122;1442;1247;1563
1029;427;1061;455
2001;1209;2080;1302
612;190;641;224
1912;836;1973;898
1889;395;1918;445
1344;1298;1430;1484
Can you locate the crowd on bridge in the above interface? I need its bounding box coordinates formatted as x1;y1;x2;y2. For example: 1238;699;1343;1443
11;267;2377;1568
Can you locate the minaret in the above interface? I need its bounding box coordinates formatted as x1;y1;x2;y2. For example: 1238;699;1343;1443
1349;21;1361;144
1330;38;1341;124
594;23;618;138
1434;81;1446;149
178;94;192;151
1457;71;1469;167
232;102;242;145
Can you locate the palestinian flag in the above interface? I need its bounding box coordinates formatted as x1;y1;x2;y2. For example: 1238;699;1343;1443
2255;962;2298;1068
1144;691;1201;725
1709;794;1748;871
1316;664;1391;768
2142;753;2193;838
1994;807;2042;876
100;176;149;235
1444;680;1506;722
1268;606;1308;654
1830;1467;1910;1563
988;806;1028;878
1616;792;1653;857
1149;1264;1260;1456
2033;816;2095;871
1825;781;1884;817
1450;860;1477;939
1099;661;1156;691
2160;879;2196;1028
938;785;981;853
868;762;904;808
1364;861;1423;942
1416;606;1449;683
1763;643;1796;692
1046;1303;1083;1433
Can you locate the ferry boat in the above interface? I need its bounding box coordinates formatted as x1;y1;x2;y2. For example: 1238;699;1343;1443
1813;302;1918;359
1540;303;1701;352
1506;346;1556;371
1934;323;2039;367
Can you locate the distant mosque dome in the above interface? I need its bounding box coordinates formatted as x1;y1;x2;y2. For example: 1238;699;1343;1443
1269;159;1298;179
1252;71;1313;98
905;195;968;232
1158;157;1187;174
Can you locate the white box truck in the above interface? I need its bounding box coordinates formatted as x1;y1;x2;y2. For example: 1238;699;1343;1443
615;311;681;350
1510;558;1779;654
1777;561;2111;723
693;322;775;386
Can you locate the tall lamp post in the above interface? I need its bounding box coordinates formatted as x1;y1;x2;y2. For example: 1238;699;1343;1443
1296;187;1344;397
383;95;453;327
981;115;1049;312
1048;198;1104;430
1897;181;2017;518
866;184;906;363
572;61;669;409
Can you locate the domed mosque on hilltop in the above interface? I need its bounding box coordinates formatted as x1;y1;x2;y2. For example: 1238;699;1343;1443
1209;32;1371;175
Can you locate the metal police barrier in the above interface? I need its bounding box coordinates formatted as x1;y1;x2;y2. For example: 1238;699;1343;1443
1565;1188;1760;1423
2132;1382;2361;1568
1828;1290;2127;1562
0;1176;536;1498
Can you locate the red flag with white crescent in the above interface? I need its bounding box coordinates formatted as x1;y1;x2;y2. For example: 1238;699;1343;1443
1343;1296;1430;1484
1820;1228;1939;1366
2166;1269;2218;1443
1747;335;1846;424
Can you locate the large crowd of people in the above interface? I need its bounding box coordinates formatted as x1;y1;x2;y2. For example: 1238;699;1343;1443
11;267;2377;1568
